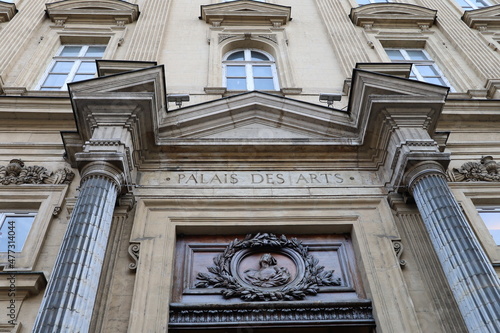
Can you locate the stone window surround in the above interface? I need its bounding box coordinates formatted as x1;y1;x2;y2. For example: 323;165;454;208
201;0;301;96
450;184;500;263
0;186;69;270
372;34;478;95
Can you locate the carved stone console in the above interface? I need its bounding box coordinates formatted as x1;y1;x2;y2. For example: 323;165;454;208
170;233;374;330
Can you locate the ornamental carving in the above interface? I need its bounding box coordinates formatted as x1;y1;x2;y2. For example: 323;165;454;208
0;159;75;185
448;156;500;182
195;233;342;301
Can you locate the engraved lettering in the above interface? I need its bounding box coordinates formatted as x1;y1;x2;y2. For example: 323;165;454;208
252;174;264;184
334;173;344;183
230;174;238;184
296;174;309;184
275;173;285;184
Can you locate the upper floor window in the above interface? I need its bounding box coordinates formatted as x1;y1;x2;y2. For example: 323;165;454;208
223;49;279;91
39;45;106;91
0;212;36;252
385;48;451;87
357;0;389;4
456;0;491;10
477;207;500;245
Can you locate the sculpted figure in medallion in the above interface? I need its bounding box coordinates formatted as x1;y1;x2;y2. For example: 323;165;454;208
243;253;291;288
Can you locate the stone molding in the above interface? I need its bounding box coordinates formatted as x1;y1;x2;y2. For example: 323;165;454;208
350;3;437;30
46;0;139;26
448;156;500;182
200;0;291;27
462;4;500;31
169;301;374;328
0;159;74;185
0;1;16;23
0;271;47;298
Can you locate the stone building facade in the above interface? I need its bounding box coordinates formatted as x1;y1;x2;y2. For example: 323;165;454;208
0;0;500;332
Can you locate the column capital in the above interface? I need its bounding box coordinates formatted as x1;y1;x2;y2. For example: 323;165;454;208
80;161;125;193
404;160;446;195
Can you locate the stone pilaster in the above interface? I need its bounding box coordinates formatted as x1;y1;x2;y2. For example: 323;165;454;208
406;161;500;333
32;162;124;333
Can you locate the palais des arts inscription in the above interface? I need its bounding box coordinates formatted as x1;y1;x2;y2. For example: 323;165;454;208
142;171;379;187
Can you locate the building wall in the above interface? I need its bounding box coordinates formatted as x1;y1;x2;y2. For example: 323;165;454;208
0;0;499;332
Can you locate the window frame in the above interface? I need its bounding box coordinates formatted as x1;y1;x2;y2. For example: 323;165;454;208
476;206;500;246
455;0;491;10
385;48;453;89
0;212;36;253
38;44;106;91
357;0;389;5
222;49;280;91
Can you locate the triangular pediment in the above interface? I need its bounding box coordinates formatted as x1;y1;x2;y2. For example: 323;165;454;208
462;4;500;30
46;0;139;25
350;3;436;29
200;0;291;27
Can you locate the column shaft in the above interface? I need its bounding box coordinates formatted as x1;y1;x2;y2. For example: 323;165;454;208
33;175;119;333
411;174;500;332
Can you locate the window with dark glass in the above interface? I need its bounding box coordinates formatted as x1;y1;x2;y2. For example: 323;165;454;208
477;207;500;245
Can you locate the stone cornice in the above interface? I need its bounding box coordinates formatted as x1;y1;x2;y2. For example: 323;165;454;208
46;0;139;26
200;0;291;27
0;1;17;23
0;271;47;299
462;4;500;31
350;3;437;30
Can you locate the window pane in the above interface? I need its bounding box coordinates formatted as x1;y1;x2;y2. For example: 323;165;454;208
227;65;246;77
0;215;35;252
406;50;428;60
73;74;95;82
227;51;245;61
51;61;74;74
77;61;97;74
479;212;500;245
253;65;272;77
254;78;275;90
42;74;68;87
386;50;405;60
227;78;247;90
85;46;106;57
251;51;269;61
59;46;82;56
415;65;439;77
425;77;446;85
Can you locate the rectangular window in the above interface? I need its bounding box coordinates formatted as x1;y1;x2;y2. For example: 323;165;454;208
39;45;106;91
477;207;500;245
385;48;452;87
456;0;491;10
0;212;36;252
357;0;389;4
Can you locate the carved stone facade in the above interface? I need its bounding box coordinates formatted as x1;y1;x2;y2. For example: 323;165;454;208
1;1;500;333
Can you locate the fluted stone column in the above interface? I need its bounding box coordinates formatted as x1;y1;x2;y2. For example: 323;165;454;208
406;162;500;333
33;162;124;333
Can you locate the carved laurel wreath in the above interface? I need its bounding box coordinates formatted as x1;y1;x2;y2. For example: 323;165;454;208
195;233;341;301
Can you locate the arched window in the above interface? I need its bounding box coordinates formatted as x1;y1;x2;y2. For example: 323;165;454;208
223;49;279;91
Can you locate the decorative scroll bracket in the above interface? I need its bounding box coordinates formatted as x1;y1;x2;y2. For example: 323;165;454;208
128;243;140;271
392;240;407;268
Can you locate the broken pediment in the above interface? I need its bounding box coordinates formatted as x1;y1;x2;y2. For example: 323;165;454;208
200;0;291;27
64;63;448;169
46;0;139;26
462;4;500;31
350;3;436;29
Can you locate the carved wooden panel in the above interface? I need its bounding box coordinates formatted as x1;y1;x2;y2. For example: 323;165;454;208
170;233;374;329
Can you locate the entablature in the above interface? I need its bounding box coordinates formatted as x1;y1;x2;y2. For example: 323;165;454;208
200;0;291;27
46;0;139;26
350;3;437;30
